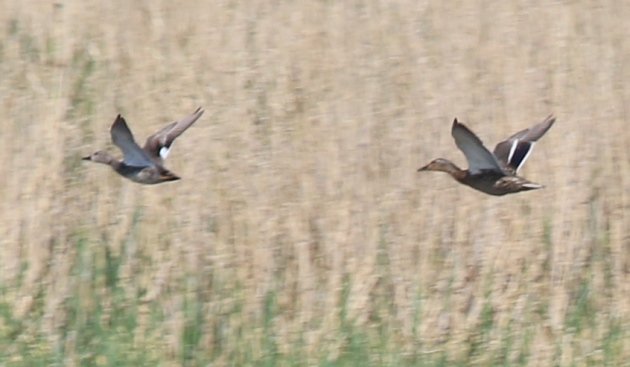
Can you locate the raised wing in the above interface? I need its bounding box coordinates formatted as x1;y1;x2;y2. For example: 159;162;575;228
493;115;555;173
143;107;205;162
110;115;156;167
451;119;504;175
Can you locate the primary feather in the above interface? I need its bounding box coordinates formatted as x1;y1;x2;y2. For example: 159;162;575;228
451;119;504;175
110;115;156;167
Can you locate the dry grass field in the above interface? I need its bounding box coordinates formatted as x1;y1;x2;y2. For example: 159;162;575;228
0;1;629;365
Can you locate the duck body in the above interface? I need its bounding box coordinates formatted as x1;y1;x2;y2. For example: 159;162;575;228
461;170;541;196
83;107;204;185
82;149;180;184
116;162;180;185
419;116;554;196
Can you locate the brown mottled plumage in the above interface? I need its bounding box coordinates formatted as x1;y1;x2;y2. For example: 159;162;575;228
83;107;204;185
418;116;555;196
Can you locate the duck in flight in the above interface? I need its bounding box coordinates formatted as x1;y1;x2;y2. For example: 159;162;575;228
83;107;204;184
418;115;555;196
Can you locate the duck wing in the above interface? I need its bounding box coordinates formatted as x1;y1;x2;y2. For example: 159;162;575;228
493;115;555;173
451;119;504;175
143;107;205;162
111;115;156;167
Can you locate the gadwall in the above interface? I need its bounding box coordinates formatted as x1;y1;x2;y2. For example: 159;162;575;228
83;107;204;184
418;115;555;196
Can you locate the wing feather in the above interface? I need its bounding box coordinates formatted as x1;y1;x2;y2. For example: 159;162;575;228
143;107;205;162
451;119;504;175
493;115;555;173
110;115;156;167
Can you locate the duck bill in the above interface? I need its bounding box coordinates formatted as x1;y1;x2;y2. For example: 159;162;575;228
82;155;91;161
417;164;430;172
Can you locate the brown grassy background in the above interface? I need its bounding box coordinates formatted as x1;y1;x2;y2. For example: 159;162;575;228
1;0;629;365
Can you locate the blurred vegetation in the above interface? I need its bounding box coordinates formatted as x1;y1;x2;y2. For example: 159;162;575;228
0;1;628;366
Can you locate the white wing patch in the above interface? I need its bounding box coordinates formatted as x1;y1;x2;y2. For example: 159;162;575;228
159;146;171;160
514;142;534;172
507;140;518;163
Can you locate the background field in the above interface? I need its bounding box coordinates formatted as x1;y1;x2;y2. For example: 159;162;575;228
0;1;628;366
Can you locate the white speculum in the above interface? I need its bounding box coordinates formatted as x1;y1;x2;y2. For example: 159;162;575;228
160;146;171;160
